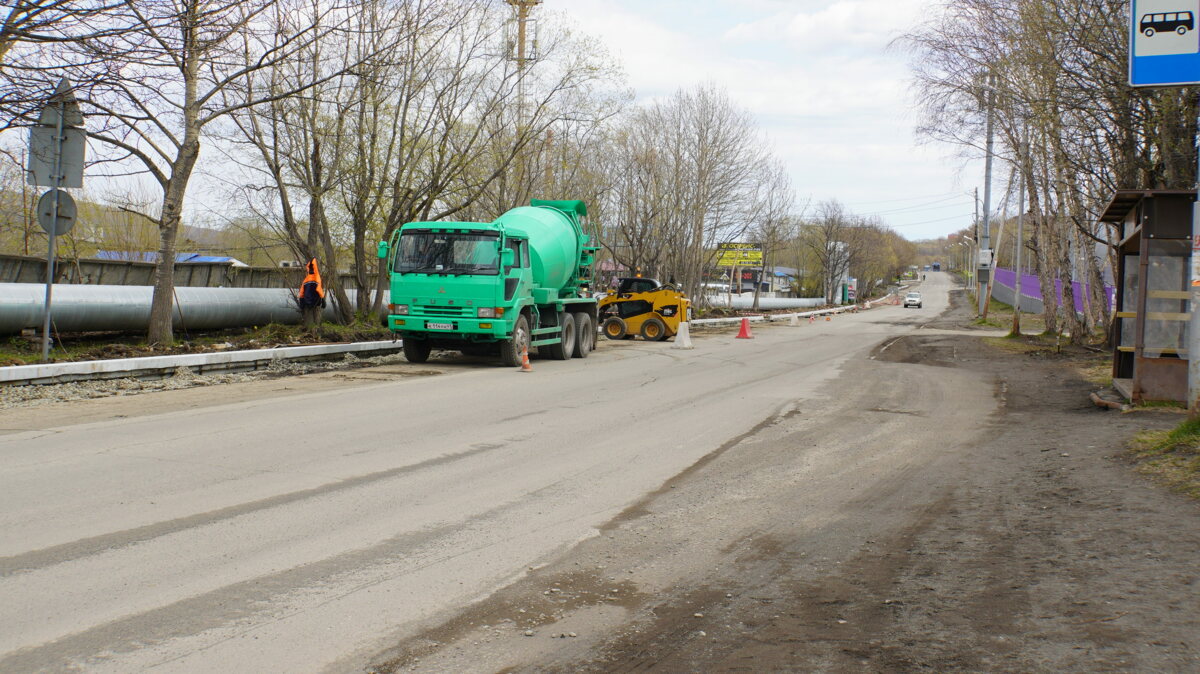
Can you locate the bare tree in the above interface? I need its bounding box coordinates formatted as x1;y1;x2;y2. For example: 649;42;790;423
746;160;798;310
598;83;767;299
0;1;133;64
2;0;369;343
803;201;863;305
898;0;1195;343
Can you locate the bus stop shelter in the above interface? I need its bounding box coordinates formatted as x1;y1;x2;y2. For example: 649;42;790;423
1103;189;1193;403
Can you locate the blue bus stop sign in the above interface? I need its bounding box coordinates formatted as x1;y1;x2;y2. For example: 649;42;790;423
1131;0;1200;86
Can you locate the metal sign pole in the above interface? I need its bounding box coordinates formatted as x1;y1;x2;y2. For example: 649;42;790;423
41;97;65;363
1190;95;1200;414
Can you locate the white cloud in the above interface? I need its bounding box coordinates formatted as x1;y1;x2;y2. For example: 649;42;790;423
724;0;926;53
556;0;983;240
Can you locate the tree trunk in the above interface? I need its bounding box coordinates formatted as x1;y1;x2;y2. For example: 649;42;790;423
1033;217;1060;336
147;146;200;345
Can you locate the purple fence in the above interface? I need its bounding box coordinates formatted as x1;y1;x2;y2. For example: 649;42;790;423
992;267;1114;313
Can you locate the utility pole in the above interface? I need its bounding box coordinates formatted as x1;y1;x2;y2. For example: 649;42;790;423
1012;122;1027;337
980;77;995;318
506;0;541;73
505;0;542;200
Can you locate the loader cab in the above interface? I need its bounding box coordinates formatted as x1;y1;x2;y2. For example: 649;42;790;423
616;277;660;295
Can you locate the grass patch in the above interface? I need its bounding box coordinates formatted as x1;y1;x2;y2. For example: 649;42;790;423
983;336;1044;353
1133;400;1187;410
982;331;1063;354
0;335;111;366
1129;418;1200;499
1075;361;1112;387
0;319;392;366
980;299;1047;335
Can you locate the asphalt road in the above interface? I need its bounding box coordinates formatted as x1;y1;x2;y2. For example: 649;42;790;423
1;274;956;672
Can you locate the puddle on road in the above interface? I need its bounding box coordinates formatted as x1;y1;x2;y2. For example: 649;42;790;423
869;336;960;368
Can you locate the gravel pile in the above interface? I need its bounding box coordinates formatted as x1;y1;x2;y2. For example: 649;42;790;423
0;352;410;410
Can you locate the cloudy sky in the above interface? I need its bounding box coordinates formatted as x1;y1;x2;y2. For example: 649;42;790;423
556;0;985;242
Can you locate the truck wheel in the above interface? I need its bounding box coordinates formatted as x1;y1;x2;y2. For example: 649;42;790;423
544;312;574;360
499;314;531;367
572;312;594;358
640;316;667;341
403;339;432;363
601;316;627;340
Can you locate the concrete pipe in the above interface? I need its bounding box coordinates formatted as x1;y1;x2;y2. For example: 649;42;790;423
0;283;381;334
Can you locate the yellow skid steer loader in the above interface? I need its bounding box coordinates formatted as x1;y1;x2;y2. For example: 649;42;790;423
597;277;690;341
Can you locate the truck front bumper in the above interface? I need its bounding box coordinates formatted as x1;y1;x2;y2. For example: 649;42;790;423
388;315;510;339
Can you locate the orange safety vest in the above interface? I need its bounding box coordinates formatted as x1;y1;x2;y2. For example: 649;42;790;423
301;259;324;297
299;258;325;309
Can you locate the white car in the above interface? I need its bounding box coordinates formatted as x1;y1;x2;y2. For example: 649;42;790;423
903;292;922;308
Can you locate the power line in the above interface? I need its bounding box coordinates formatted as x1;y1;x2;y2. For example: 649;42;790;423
860;194;968;217
884;213;974;228
841;190;964;207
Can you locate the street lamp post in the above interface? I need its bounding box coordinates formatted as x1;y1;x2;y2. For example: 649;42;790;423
980;77;995;319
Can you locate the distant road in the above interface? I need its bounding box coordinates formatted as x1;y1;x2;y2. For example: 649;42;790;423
0;274;953;672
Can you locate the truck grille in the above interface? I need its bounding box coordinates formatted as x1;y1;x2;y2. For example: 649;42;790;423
419;306;471;317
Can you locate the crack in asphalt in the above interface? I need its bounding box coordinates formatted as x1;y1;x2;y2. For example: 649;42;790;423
0;443;506;577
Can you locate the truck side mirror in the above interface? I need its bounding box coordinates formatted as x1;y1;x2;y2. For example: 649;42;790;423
376;241;389;260
501;248;514;271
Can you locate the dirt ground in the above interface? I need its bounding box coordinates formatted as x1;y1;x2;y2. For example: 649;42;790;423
363;291;1200;673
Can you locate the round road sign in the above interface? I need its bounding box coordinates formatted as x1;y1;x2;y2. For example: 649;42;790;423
37;189;77;236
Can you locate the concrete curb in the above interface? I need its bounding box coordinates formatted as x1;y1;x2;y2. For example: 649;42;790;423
690;306;861;326
0;340;406;386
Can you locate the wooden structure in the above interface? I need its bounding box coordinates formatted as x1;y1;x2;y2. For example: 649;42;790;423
1102;190;1193;402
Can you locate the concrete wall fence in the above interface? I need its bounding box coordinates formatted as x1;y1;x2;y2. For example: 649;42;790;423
989;267;1114;315
0;253;376;290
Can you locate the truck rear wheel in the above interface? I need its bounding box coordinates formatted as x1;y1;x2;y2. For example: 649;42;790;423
499;314;531;367
403;338;432;363
572;312;594;358
544;312;574;360
640;316;667;341
601;316;627;340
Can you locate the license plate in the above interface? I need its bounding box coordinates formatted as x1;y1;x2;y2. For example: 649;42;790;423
426;322;454;330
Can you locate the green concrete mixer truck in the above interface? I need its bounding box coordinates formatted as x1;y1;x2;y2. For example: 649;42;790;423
377;199;599;366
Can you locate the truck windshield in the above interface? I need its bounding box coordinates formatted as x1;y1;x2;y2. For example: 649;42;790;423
395;232;500;275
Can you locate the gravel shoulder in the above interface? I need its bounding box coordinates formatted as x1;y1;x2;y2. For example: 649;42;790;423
360;292;1200;673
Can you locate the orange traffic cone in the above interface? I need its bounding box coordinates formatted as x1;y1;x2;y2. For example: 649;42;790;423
825;315;831;321
518;346;533;372
736;317;754;339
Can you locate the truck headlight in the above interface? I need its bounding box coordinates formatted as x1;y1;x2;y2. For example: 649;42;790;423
390;304;409;315
477;307;496;318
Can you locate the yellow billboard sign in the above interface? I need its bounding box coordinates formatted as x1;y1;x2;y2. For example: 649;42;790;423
716;243;763;267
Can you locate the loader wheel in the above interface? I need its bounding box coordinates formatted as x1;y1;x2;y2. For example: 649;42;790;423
640;316;667;341
572;312;594;358
602;316;628;340
403;338;432;363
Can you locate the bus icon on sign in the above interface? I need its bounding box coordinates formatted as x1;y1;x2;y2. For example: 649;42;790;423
1141;11;1195;36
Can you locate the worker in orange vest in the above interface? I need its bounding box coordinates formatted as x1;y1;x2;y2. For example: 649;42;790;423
299;258;325;308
